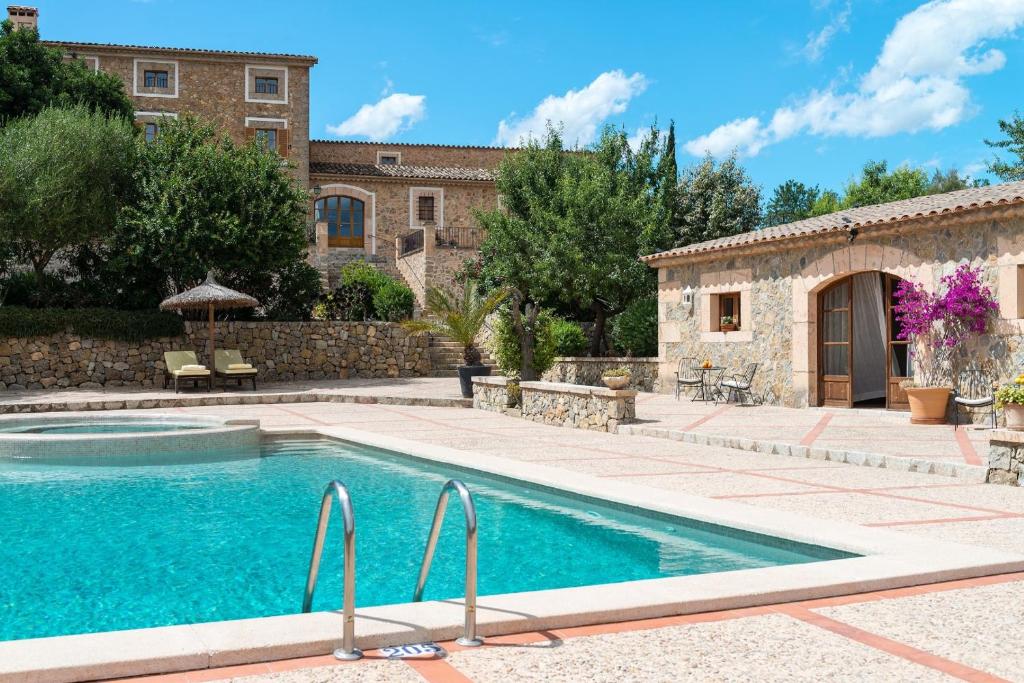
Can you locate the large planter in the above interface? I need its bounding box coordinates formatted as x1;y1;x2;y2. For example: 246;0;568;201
602;375;630;390
1005;404;1024;430
458;364;492;398
905;386;951;425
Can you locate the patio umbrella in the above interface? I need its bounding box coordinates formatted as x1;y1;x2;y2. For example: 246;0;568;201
159;272;259;369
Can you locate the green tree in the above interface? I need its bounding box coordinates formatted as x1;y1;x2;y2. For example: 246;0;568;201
477;125;670;374
926;168;987;194
0;106;136;278
763;180;820;227
840;160;929;208
809;190;842;216
94;114;310;302
985;112;1024;181
673;153;761;247
0;20;133;122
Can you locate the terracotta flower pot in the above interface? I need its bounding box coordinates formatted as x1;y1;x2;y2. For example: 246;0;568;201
603;375;630;390
1004;403;1024;430
905;386;951;425
720;324;737;332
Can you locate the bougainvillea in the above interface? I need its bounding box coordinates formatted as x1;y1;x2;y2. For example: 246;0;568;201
892;264;999;387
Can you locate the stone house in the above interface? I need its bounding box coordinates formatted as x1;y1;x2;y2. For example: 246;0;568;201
644;181;1024;410
14;5;506;299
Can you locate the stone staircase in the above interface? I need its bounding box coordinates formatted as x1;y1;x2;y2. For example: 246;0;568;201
429;335;496;377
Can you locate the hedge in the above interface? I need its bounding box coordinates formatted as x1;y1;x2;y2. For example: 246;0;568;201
0;307;185;342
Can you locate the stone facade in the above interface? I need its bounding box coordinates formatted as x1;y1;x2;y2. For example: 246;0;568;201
310;140;507;169
47;41;316;187
396;236;477;308
543;357;660;392
0;322;430;390
650;206;1024;408
987;430;1024;485
519;381;637;432
472;376;517;414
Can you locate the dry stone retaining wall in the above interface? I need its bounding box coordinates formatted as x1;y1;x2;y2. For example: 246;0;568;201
543;357;659;392
520;381;636;433
0;321;430;390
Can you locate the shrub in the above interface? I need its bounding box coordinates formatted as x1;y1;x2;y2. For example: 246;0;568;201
611;297;658;357
333;260;414;321
549;317;588;357
262;262;324;321
602;367;631;377
372;280;415;322
0;307;184;341
492;309;556;377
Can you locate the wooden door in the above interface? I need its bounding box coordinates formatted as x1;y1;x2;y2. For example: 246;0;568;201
819;278;853;407
885;274;911;410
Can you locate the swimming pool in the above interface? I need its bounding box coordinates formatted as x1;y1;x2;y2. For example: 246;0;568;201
0;438;854;642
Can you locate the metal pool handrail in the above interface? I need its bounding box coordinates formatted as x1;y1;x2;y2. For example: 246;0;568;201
302;480;362;661
412;479;483;647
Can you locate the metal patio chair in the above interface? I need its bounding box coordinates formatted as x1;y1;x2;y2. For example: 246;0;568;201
721;362;758;404
674;357;703;400
952;383;997;429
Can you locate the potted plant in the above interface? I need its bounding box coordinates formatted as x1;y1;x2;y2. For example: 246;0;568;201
601;367;631;390
893;265;999;424
720;315;737;332
995;375;1024;430
402;280;510;398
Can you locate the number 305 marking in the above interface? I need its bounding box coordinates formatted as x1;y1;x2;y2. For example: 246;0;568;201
380;642;444;659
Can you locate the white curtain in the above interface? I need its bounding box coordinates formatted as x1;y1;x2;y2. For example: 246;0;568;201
851;272;887;402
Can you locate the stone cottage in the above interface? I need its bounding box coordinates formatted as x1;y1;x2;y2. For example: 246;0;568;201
643;181;1024;409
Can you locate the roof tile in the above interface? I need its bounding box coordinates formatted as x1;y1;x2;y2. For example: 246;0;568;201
643;180;1024;262
310;162;494;182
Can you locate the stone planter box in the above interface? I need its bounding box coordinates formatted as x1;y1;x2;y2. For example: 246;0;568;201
987;429;1024;485
542;357;659;392
472;375;518;415
520;380;636;433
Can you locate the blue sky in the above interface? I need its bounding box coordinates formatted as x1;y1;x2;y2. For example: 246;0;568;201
34;0;1024;193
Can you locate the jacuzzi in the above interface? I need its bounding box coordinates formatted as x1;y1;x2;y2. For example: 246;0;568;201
0;413;260;465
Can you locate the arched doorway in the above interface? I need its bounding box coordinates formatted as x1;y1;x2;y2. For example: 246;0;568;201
314;195;365;248
818;272;911;409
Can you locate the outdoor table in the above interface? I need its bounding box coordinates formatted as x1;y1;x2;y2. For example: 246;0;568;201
695;366;725;402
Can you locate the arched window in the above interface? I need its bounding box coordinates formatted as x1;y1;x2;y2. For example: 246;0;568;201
315;196;365;248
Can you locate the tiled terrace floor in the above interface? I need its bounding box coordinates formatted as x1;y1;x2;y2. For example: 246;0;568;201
627;391;992;469
111;400;1024;683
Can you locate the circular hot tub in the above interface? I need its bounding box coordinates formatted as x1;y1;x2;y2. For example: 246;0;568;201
0;413;261;465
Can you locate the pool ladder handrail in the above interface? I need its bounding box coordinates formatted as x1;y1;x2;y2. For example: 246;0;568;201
302;480;362;661
412;479;483;647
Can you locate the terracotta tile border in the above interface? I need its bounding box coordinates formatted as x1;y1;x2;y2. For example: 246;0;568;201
776;605;1011;682
799;412;835;446
404;657;476;682
682;404;733;431
956;426;984;466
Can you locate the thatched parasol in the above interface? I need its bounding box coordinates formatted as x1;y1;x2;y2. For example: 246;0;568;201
160;272;259;368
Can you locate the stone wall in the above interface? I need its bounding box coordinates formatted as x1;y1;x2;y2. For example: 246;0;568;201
472;376;516;414
543;357;660;392
0;321;430;390
988;430;1024;485
395;233;477;309
520;381;636;432
310;141;509;169
653;210;1024;407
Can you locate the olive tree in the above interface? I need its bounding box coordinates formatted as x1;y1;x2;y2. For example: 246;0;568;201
0;105;136;277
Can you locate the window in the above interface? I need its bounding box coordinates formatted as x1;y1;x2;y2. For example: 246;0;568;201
144;70;169;88
254;128;278;151
718;292;741;330
315;196;365;248
255;77;278;95
144;122;158;143
417;195;435;222
379;155;398;165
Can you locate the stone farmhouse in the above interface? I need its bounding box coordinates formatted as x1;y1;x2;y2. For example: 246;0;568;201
10;5;505;305
644;182;1024;410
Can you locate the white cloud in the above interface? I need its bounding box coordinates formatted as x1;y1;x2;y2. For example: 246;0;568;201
801;1;852;62
326;93;426;140
686;0;1024;158
626;125;667;152
494;70;648;147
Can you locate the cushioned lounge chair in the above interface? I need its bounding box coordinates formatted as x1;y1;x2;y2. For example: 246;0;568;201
163;351;212;393
214;349;258;390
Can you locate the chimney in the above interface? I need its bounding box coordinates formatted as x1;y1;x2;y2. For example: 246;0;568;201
6;5;38;31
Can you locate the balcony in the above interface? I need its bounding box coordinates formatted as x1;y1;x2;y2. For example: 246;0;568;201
398;226;487;257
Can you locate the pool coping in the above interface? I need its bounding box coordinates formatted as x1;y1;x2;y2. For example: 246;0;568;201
3;425;1024;682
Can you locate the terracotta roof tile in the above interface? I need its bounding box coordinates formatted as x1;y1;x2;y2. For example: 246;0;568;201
643;180;1024;263
311;139;514;151
45;40;318;63
310;162;494;182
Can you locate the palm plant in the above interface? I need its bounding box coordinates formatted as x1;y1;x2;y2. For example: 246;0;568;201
402;281;510;366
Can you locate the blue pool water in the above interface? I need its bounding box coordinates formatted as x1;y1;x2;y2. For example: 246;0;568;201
0;439;854;641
